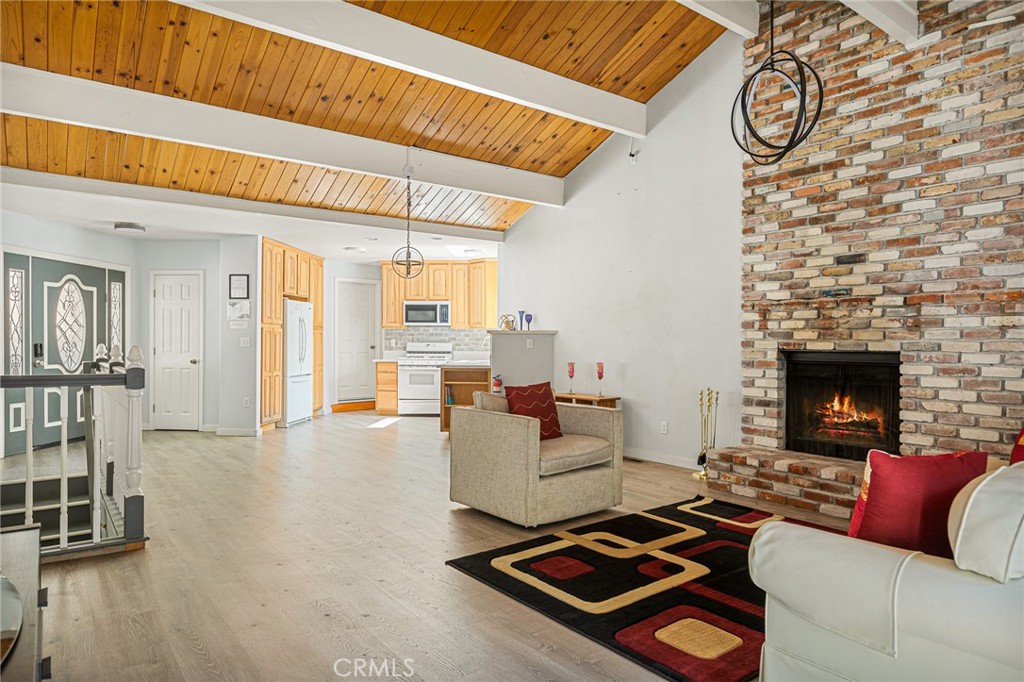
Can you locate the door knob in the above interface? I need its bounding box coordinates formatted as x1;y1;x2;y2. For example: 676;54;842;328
33;359;44;368
370;345;376;350
190;359;199;365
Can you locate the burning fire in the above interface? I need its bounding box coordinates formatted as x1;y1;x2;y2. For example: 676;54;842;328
815;393;884;438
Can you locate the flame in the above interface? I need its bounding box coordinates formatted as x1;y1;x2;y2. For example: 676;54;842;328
816;392;884;437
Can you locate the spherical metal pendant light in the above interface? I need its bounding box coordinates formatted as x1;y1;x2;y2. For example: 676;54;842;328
391;163;424;279
731;2;824;165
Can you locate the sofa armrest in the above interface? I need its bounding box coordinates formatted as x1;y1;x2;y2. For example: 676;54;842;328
750;522;919;656
556;403;623;453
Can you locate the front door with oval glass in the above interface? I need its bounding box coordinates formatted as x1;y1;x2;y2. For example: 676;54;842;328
4;254;126;455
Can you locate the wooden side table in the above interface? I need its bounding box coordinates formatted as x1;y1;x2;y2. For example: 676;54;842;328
554;392;620;408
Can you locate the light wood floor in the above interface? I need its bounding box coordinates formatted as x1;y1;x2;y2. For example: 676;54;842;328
39;412;842;681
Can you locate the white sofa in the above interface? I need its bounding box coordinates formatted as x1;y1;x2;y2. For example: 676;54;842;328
749;462;1024;682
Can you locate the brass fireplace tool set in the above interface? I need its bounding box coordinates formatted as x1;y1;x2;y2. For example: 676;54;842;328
693;387;719;480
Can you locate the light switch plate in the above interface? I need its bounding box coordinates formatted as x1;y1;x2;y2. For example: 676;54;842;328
526;338;534;349
240;337;251;347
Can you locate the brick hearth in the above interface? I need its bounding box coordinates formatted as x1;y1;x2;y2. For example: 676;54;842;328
738;1;1022;471
707;447;863;521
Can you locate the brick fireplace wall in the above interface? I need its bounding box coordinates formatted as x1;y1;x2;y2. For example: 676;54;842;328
741;2;1022;458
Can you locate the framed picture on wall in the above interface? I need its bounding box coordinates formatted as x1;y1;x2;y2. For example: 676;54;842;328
229;274;249;299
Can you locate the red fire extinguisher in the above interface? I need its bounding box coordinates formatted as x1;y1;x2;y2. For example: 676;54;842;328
492;374;503;393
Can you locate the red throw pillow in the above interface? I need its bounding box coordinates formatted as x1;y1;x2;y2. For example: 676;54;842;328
504;382;562;441
1011;427;1024;465
855;449;988;558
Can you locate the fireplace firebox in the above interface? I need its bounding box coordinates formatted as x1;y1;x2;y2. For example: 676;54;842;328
784;352;900;461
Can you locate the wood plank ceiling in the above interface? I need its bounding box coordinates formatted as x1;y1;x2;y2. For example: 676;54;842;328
0;0;724;231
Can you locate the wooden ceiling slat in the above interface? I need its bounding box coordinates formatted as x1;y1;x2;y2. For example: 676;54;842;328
183;145;213;192
594;4;693;93
382;77;445;143
344;65;403;137
25;117;47;173
307;167;341;206
1;1;24;64
240;32;289;115
136;136;162;186
91;0;121;85
118;134;146;184
46;1;73;74
301;52;357;128
224;25;271;111
292;164;328;205
207;21;252;108
163;140;193;189
111;0;146;89
521;1;592;73
225;153;258;198
20;0;45;69
506;1;569;63
239;156;273;201
100;131;124;182
254;158;289;202
3;114;27;168
1;115;8;168
406;85;463;144
132;1;170;91
45;120;67;175
213;151;245;196
273;42;324;121
198;148;229;194
171;8;214;100
188;14;233;102
257;37;307;119
154;2;191;97
281;162;314;204
319;55;375;132
318;169;358;209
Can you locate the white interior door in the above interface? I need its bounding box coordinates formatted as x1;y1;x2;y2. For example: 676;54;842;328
335;280;376;402
152;273;202;430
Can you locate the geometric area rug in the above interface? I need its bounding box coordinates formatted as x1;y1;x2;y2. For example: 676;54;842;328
446;496;789;682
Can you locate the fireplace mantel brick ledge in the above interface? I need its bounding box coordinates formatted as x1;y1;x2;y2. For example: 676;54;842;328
708;447;863;520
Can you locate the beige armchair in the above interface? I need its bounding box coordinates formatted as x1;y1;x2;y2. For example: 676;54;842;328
450;391;623;527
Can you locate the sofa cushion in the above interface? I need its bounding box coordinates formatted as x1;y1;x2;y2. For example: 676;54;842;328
538;434;612;476
854;449;988;558
473;391;510;413
947;462;1024;583
505;381;562;440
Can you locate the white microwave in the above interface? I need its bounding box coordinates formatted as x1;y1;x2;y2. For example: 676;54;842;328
404;301;450;326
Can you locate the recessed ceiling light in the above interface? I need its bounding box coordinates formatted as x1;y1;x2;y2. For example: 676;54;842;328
113;221;146;233
431;236;443;241
463;248;484;256
343;246;367;253
364;236;378;242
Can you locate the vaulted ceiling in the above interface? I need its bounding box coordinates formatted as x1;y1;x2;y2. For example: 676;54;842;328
0;0;725;233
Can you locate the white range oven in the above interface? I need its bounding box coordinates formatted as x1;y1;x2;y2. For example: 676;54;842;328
397;343;453;415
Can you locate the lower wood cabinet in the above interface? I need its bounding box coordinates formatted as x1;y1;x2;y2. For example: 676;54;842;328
261;324;283;423
375;362;398;415
313;326;324;413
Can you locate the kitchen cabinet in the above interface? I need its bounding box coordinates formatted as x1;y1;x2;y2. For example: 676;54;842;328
381;264;406;328
297;253;311;298
404;267;427;300
375;362;398;415
381;259;496;330
468;259;498;329
440;366;491;432
427;263;450;300
261;237;323;425
284;249;299;296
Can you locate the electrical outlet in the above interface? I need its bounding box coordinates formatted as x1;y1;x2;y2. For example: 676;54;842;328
526;338;534;349
243;397;250;408
240;337;251;348
660;421;668;435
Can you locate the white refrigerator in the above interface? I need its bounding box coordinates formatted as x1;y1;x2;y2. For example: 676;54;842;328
281;299;314;427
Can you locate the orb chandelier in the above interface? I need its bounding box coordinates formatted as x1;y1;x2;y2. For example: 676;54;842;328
731;1;824;165
391;163;424;279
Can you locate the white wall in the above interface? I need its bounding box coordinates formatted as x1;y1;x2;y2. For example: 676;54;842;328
497;34;745;468
2;211;138;269
322;259;380;407
218;236;261;435
135;240;221;429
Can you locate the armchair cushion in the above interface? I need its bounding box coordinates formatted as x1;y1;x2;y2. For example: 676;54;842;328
473;391;510;413
504;381;562;440
539;435;613;476
947;462;1024;583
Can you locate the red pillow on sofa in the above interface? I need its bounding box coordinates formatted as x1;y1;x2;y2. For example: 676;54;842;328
853;449;987;558
504;382;562;441
1011;427;1024;465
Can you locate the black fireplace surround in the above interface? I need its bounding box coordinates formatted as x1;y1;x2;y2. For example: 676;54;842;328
784;351;901;462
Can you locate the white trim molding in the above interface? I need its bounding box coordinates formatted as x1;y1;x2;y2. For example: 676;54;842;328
675;1;759;39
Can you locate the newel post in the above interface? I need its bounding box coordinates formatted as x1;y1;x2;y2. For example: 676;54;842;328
124;345;145;541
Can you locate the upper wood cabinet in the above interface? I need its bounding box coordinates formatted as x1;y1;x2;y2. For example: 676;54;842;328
297;253;311;298
449;263;470;329
284;249;299;296
427;263;451;301
382;259;495;330
312;258;324;327
261;240;285;325
381;264;406;329
404;267;428;300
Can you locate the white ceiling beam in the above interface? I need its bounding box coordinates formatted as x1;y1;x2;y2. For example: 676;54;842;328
841;1;920;46
184;0;647;139
675;1;759;40
0;167;506;243
0;63;562;208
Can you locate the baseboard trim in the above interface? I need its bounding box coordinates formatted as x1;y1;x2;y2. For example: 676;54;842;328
142;423;154;431
622;447;698;471
200;424;219;433
332;400;376;413
216;427;261;437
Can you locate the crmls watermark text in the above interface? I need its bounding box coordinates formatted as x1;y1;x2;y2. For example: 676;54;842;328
333;658;415;678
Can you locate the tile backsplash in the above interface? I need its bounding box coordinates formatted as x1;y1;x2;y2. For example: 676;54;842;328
384;328;491;351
